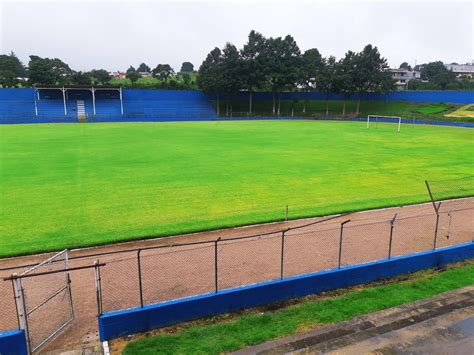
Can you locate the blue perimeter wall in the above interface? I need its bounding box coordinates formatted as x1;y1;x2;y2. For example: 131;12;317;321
1;89;473;104
98;242;474;341
228;91;474;104
0;330;27;355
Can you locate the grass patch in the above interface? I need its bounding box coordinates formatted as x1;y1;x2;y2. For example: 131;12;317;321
0;120;473;257
121;260;474;355
416;103;452;115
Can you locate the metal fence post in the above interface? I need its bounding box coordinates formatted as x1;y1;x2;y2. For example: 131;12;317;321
12;275;26;331
285;205;288;221
338;220;351;269
93;260;103;316
280;230;287;279
433;202;441;250
19;280;31;354
137;249;144;307
214;238;220;293
388;214;397;259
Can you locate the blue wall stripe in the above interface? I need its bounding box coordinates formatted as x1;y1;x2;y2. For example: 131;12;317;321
98;242;474;341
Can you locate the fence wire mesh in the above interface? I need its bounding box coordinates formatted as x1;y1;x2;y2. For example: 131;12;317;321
25;282;72;352
100;251;140;312
341;221;392;267
437;208;474;248
218;233;282;290
392;214;436;256
0;265;26;332
20;251;68;312
141;243;215;305
284;227;340;277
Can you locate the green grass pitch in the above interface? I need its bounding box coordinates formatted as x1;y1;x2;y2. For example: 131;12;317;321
0;120;472;258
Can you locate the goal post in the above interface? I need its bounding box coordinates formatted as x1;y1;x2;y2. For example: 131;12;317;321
367;115;402;132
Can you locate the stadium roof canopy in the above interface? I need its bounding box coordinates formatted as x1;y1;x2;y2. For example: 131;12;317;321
33;86;124;116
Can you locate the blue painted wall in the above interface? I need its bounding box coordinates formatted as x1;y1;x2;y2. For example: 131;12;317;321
1;88;473;124
98;242;474;341
228;91;474;104
1;88;473;103
0;330;27;355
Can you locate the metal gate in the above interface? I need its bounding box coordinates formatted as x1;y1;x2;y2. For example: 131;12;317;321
11;250;74;353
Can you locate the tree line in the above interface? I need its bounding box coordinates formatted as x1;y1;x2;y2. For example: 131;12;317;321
197;31;394;115
0;54;197;89
1;35;473;98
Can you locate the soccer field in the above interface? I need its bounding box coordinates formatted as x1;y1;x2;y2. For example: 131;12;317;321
0;120;472;258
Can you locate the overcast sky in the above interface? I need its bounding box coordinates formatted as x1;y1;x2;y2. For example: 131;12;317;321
0;0;472;72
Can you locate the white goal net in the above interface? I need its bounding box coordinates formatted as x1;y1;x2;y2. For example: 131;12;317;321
367;115;402;132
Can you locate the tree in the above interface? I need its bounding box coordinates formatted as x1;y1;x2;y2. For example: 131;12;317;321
71;71;91;85
317;56;339;115
152;64;175;82
197;47;224;115
300;48;323;113
221;43;243;115
0;52;25;87
181;73;191;86
89;69;111;85
240;30;267;114
137;63;151;72
264;35;301;115
126;66;140;83
420;61;456;89
339;45;393;114
28;55;73;85
180;62;194;73
399;62;412;70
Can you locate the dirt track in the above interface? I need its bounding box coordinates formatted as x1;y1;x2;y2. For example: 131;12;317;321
0;198;473;352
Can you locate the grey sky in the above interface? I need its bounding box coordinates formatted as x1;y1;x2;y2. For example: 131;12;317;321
0;0;472;72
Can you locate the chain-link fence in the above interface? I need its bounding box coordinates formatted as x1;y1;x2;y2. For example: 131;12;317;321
92;200;473;313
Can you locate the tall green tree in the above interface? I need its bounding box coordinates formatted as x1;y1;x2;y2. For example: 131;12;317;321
137;63;151;72
318;56;339;115
221;43;243;115
264;35;301;115
180;62;194;73
240;30;267;114
197;47;224;115
126;66;140;83
338;45;392;114
0;52;25;87
152;64;175;82
28;56;73;85
300;48;323;113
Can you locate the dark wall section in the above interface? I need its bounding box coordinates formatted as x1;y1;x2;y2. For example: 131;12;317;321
0;330;27;355
98;242;474;341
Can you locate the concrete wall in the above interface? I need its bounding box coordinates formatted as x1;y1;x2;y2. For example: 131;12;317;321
98;242;474;341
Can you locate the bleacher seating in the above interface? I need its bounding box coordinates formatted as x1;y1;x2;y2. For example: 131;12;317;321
0;88;217;124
